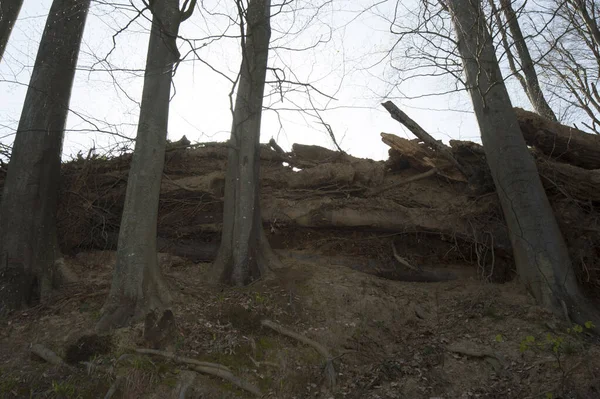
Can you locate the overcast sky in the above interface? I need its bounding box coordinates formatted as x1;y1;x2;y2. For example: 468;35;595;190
0;0;535;161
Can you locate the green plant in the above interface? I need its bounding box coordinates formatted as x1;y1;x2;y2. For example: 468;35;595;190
519;321;595;397
51;380;76;397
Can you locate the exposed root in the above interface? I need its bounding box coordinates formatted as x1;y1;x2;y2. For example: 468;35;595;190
174;370;196;399
133;348;231;372
103;376;123;399
192;365;263;397
392;240;422;272
261;319;336;388
30;343;65;366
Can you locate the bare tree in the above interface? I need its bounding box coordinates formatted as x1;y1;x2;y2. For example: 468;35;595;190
490;0;557;121
212;0;279;285
97;0;196;331
536;0;600;131
0;0;23;62
446;0;598;327
0;0;91;314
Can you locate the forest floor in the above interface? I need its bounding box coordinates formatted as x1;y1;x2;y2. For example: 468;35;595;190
1;248;599;399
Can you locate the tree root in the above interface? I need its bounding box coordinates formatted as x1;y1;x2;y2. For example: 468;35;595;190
174;370;196;399
391;241;422;272
192;365;263;397
367;168;437;197
103;376;123;399
446;341;507;373
133;348;231;372
30;343;66;366
261;319;336;388
132;348;260;396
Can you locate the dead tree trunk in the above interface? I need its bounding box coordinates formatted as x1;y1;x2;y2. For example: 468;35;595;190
0;0;90;314
497;0;557;121
447;0;599;327
212;0;277;285
0;0;23;61
97;0;196;331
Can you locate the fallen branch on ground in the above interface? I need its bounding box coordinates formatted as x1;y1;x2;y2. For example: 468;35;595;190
447;342;506;373
261;319;336;387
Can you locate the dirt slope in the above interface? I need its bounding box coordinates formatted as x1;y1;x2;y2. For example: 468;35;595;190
1;250;599;398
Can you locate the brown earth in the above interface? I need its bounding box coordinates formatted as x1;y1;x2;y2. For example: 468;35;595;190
1;109;600;397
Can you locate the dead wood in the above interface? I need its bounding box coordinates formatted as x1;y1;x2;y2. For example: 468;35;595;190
381;133;466;182
515;107;600;170
535;154;600;201
382;101;469;178
261;319;336;387
175;370;196;399
367;168;437;197
289;163;355;188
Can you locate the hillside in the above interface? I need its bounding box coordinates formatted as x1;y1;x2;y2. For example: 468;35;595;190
0;108;599;398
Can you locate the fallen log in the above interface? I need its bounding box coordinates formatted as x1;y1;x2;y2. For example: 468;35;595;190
382;101;469;179
381;133;466;182
515;107;600;170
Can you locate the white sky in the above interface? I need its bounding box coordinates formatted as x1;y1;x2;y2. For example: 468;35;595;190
0;0;536;162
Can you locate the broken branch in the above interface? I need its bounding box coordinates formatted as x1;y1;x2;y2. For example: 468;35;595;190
382;101;468;177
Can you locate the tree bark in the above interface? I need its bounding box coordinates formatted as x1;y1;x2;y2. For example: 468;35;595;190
212;0;276;285
0;0;23;62
497;0;557;121
447;0;598;327
0;0;90;315
97;0;192;331
515;107;600;169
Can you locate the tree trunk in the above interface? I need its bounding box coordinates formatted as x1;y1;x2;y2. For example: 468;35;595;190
97;0;185;331
0;0;90;315
498;0;557;121
212;0;277;285
0;0;23;61
447;0;598;327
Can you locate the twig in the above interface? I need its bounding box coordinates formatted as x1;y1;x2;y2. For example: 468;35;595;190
133;348;231;372
366;168;437;197
261;319;336;387
192;365;262;397
446;342;506;373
